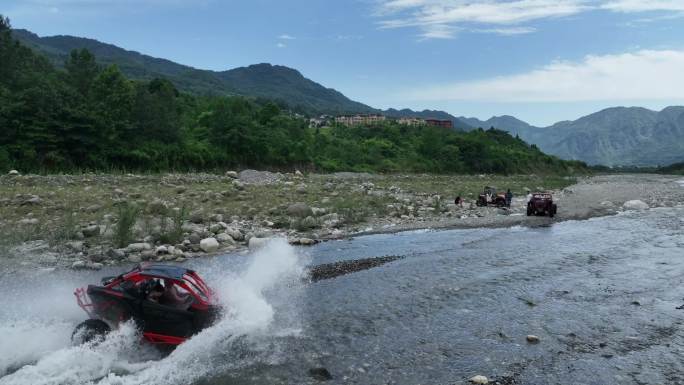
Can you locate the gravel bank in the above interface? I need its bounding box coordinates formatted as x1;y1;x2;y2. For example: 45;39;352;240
1;172;680;269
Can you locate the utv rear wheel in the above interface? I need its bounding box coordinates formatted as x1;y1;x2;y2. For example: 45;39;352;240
72;319;111;345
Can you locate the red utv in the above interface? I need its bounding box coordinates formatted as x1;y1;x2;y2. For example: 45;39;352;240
73;263;220;347
527;192;557;217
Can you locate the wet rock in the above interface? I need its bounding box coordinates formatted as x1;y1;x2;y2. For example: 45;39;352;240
71;260;87;269
188;233;201;244
216;232;236;244
470;375;489;384
289;237;317;246
225;227;244;241
299;238;317;246
308;367;332;381
200;237;219;253
623;200;649;210
140;250;155;260
86;262;103;270
526;335;540;344
126;242;152;253
287;203;313;217
309;255;403;282
128;254;142;263
107;248;126;260
248;237;270;250
81;225;101;238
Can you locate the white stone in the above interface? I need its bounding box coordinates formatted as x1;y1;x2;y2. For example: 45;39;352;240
155;246;168;255
225;170;238;179
8;169;20;176
126;242;152;252
623;200;649;210
200;237;219;253
470;375;489;384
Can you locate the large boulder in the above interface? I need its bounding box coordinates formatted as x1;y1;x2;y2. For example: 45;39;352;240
8;170;20;176
287;203;313;218
225;170;238;179
200;237;219;253
623;200;649;210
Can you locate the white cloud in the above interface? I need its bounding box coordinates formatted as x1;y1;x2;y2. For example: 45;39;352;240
277;34;296;40
601;0;684;12
375;0;684;39
406;49;684;102
276;42;287;48
473;26;537;35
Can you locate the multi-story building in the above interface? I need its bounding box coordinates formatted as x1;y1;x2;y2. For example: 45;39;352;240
396;117;425;126
425;119;453;128
335;114;386;126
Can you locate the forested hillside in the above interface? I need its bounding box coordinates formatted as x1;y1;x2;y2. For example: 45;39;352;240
12;29;376;115
0;16;586;175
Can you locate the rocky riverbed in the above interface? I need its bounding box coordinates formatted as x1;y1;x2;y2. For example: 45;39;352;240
0;171;681;270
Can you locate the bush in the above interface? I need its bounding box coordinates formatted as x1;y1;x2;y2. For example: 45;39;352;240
113;203;140;248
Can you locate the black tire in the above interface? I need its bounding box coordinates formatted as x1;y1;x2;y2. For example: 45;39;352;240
72;319;111;345
526;209;532;216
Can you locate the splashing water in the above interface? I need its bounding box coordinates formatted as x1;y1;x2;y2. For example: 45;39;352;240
0;238;308;385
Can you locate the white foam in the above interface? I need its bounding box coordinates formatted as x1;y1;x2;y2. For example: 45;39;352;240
0;239;307;385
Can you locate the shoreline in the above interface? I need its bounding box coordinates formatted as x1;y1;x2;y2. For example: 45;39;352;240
1;172;682;270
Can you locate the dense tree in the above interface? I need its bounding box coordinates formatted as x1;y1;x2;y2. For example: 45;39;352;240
0;15;588;175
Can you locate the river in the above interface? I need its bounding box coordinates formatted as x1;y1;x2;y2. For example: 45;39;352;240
1;204;683;385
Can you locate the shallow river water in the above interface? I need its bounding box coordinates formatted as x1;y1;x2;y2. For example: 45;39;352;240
1;206;684;385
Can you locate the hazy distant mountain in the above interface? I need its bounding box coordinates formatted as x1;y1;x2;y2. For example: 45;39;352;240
12;29;375;115
461;107;684;166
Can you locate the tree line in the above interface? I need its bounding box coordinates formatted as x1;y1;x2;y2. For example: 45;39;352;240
0;16;587;175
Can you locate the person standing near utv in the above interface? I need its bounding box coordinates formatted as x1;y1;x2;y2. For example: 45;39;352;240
505;189;513;208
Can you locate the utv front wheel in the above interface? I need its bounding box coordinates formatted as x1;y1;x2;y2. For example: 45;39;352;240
72;319;111;345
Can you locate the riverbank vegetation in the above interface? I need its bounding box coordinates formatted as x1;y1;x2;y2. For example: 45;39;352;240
0;16;587;176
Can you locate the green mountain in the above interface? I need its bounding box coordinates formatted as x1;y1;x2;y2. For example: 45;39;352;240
460;107;684;166
12;29;375;115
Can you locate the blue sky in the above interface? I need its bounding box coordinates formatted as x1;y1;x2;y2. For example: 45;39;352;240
3;0;684;126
